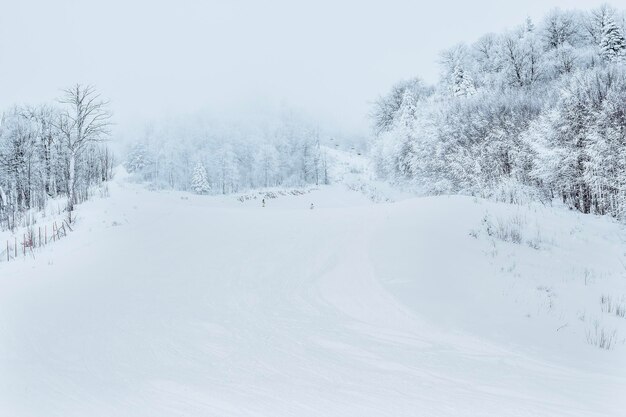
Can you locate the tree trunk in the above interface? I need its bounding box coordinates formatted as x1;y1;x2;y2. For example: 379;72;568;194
68;150;76;213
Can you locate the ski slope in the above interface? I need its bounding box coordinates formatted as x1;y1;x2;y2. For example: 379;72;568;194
1;174;626;416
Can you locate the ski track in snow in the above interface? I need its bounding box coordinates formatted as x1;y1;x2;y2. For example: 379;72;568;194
1;177;625;417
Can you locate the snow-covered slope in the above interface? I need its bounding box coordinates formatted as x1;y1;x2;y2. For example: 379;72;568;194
1;175;625;417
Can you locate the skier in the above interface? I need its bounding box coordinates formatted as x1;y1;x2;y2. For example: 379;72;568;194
310;203;314;210
262;198;265;208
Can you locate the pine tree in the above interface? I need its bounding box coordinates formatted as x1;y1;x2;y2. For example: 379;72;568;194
126;143;150;173
600;17;626;61
190;162;211;194
451;65;476;97
395;89;417;132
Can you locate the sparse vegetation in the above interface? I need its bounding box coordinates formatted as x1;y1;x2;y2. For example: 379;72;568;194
586;321;617;350
601;294;626;318
479;211;548;250
237;188;313;203
482;213;525;244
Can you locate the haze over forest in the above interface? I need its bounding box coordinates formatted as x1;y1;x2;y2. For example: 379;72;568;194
1;0;616;139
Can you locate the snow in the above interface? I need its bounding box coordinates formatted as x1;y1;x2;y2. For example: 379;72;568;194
1;172;626;416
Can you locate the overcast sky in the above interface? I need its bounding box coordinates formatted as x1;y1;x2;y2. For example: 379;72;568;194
1;0;624;135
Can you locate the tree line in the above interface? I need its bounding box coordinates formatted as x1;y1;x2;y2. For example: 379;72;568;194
0;85;113;230
125;111;332;194
370;4;626;219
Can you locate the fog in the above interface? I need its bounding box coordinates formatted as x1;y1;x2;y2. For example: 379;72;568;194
0;0;619;136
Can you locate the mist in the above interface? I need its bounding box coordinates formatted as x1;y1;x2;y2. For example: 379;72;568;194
1;0;617;138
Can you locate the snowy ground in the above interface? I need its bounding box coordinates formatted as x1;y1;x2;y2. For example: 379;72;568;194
1;173;626;416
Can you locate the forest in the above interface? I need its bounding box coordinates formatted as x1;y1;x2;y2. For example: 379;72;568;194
370;4;626;219
123;111;337;195
0;85;113;230
4;5;626;225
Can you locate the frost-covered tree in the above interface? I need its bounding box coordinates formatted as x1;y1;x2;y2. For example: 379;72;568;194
123;110;336;194
599;16;626;61
0;89;113;230
255;144;279;188
440;44;478;96
451;65;476;97
584;4;617;45
392;90;419;179
549;44;578;75
367;5;626;218
502;30;545;87
190;162;211;194
370;78;432;135
541;9;582;50
526;66;626;214
126;143;151;174
56;84;111;214
472;33;504;87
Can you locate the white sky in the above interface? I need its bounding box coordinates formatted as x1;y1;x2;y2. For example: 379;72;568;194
1;0;623;135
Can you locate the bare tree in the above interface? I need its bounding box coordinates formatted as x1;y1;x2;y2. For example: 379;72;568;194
56;84;111;216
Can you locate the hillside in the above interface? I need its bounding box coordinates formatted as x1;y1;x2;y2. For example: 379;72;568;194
1;172;625;416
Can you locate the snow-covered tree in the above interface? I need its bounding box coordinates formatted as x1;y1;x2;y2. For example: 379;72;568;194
599;17;626;61
440;44;478;95
56;84;111;215
0;90;113;230
391;89;419;179
526;67;625;214
584;4;617;45
123;110;339;194
451;65;476;97
541;9;581;50
370;78;432;135
255;144;279;188
126;142;151;174
549;44;578;75
502;30;545;87
472;34;504;87
190;162;211;194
